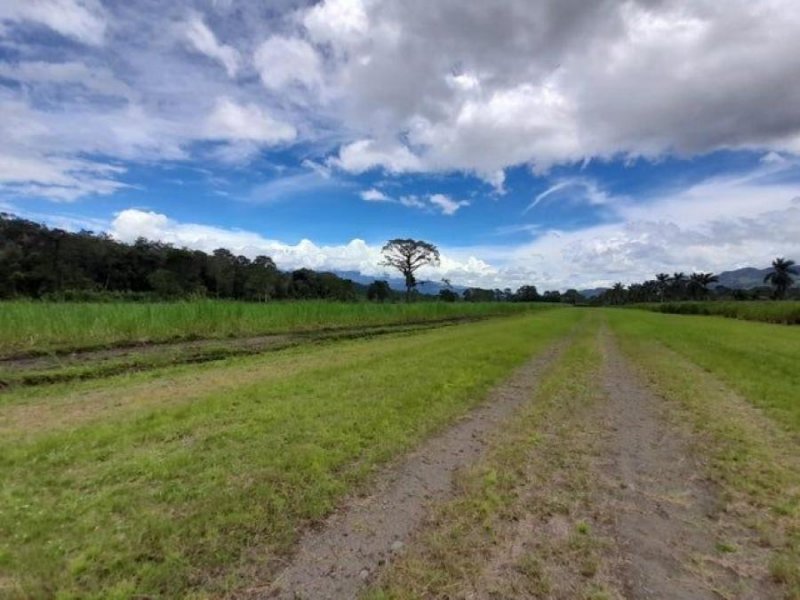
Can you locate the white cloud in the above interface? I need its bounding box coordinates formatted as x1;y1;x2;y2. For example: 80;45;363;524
108;208;500;284
332;139;422;174
429;193;468;216
360;188;390;202
0;61;132;98
0;0;106;45
302;0;370;46
254;35;322;91
5;0;800;202
183;14;241;77
205;97;296;144
359;189;468;215
300;0;800;179
0;152;127;202
526;178;612;212
107;208;483;279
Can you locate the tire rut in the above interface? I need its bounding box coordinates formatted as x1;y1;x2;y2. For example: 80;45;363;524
596;331;775;599
238;340;570;600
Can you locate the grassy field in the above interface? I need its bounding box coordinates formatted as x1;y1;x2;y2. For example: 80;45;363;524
607;309;800;593
0;300;547;358
0;309;580;599
368;309;800;597
607;309;800;430
633;300;800;324
3;306;799;599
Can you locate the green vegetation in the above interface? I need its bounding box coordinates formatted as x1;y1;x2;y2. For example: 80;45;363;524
0;300;547;357
0;310;580;599
606;309;800;429
632;300;800;324
607;309;800;595
366;315;616;599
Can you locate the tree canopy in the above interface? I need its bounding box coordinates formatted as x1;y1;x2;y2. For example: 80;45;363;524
380;239;441;301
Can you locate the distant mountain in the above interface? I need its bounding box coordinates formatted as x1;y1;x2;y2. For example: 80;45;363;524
338;265;777;298
333;270;466;296
715;267;772;289
578;287;609;298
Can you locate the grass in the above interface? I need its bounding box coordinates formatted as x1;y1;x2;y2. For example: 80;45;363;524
607;309;800;596
632;300;800;324
0;320;469;390
605;309;800;430
0;309;581;599
0;300;549;358
366;314;622;599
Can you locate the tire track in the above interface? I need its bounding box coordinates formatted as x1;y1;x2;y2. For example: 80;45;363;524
596;331;776;599
239;339;571;600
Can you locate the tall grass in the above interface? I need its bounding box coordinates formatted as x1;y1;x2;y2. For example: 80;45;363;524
0;300;550;357
631;301;800;324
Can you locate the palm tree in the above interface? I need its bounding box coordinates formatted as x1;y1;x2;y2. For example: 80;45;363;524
655;273;670;302
610;282;626;305
764;257;798;299
670;272;686;300
688;272;718;299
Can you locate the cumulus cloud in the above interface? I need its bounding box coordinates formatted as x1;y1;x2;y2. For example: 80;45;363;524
205;97;296;144
254;35;322;91
307;0;800;178
428;193;469;216
4;0;800;200
108;208;491;281
360;188;391;202
332;139;422;174
183;14;241;77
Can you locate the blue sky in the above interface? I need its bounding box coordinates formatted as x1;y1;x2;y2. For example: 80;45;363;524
2;0;800;289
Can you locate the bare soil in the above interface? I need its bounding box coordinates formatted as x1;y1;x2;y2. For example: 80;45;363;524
595;333;777;599
239;342;568;600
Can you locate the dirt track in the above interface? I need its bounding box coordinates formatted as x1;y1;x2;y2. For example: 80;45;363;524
245;341;568;599
243;328;779;599
596;333;775;599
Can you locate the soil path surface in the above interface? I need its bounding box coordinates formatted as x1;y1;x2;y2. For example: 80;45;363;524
244;341;568;600
595;333;774;599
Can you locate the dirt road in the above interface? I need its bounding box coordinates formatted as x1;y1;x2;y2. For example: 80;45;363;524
240;326;783;599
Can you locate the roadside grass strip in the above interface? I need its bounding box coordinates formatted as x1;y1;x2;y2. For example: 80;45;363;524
0;310;580;599
365;316;624;599
609;312;800;598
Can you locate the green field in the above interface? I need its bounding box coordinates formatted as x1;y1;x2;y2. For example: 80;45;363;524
633;300;800;324
0;309;579;599
0;300;545;358
2;306;799;598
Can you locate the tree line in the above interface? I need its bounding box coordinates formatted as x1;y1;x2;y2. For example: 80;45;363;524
0;214;362;301
594;259;798;305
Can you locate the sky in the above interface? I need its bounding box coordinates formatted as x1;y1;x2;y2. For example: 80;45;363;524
1;0;800;291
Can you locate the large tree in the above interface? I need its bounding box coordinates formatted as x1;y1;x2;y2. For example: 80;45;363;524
380;239;440;301
764;257;798;299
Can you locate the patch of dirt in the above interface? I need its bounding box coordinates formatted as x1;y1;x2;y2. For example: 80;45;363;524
596;332;777;599
238;342;568;600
